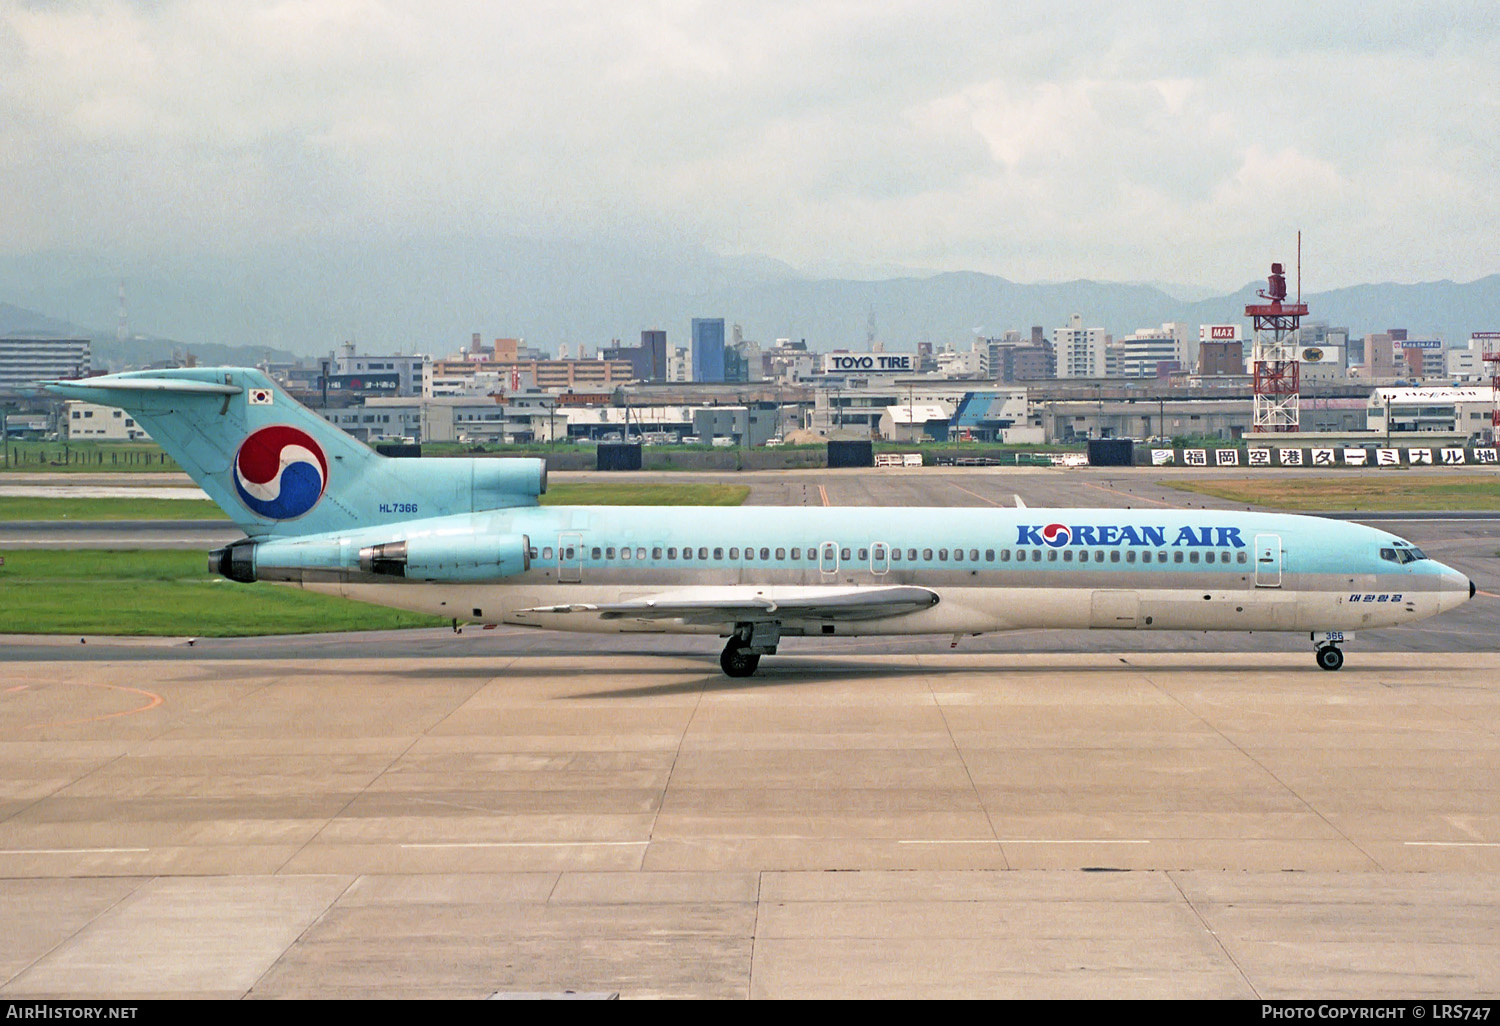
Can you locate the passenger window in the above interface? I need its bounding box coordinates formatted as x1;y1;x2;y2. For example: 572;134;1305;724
1237;552;1247;564
1063;550;1073;562
1189;551;1200;563
698;547;708;560
564;547;575;559
729;547;739;559
985;549;994;561
1110;551;1120;563
1141;551;1151;564
1079;551;1089;563
923;548;933;560
1158;551;1168;563
1016;549;1026;562
938;549;948;561
761;547;771;560
969;549;979;561
652;547;662;559
1095;550;1104;563
891;549;902;562
1032;550;1042;561
1173;551;1183;563
858;548;868;560
907;549;917;560
543;547;555;560
775;548;785;560
1001;550;1010;562
636;547;646;560
1126;551;1136;563
667;547;677;559
606;547;615;559
591;547;602;559
791;548;801;560
713;547;723;560
841;548;851;560
1205;551;1214;564
622;548;632;560
1047;550;1058;562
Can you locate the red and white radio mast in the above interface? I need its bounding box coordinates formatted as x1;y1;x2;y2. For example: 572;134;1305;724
1246;254;1307;433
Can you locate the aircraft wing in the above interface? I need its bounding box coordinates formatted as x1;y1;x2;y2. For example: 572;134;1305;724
518;585;939;624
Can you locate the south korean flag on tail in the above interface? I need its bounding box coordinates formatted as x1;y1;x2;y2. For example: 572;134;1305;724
249;387;274;405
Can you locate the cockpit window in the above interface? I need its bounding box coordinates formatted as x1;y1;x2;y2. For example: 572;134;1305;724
1381;545;1428;564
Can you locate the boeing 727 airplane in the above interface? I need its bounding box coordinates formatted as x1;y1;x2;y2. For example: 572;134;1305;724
46;368;1475;676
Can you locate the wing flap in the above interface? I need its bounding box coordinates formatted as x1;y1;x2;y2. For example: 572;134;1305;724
518;585;939;624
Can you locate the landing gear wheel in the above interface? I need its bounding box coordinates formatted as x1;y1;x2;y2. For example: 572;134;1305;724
720;639;761;678
1316;645;1345;672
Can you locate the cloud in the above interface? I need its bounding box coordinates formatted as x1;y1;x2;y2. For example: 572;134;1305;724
2;1;1498;289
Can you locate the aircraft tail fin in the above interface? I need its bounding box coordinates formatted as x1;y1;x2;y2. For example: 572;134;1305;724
44;368;545;538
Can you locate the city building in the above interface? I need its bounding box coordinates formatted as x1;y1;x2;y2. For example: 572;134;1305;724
1366;386;1496;438
1054;314;1108;378
0;336;90;393
324;341;427;397
63;400;148;441
1117;323;1190;378
691;318;726;383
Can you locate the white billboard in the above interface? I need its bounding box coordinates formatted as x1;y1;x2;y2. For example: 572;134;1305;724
821;353;915;373
1199;324;1241;342
1299;345;1344;365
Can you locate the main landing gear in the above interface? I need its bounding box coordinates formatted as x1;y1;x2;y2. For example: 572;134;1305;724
720;622;781;678
1313;633;1346;672
720;637;760;678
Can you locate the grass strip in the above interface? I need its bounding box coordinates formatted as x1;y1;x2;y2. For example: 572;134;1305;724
1;549;446;636
1164;474;1500;511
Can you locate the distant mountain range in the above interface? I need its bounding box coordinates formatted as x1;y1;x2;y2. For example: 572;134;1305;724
3;239;1498;367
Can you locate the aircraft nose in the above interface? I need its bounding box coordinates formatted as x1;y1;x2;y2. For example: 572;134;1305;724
1436;565;1473;611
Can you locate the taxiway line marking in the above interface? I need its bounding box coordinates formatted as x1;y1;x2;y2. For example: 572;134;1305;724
24;682;164;730
944;482;1004;507
0;848;150;855
1404;842;1500;847
899;839;1151;846
817;484;829;507
399;841;649;849
1081;481;1179;508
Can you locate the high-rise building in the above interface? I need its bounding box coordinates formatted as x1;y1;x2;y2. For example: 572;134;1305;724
691;318;725;383
1054;314;1107;378
1117;323;1190;378
0;337;91;393
641;330;667;382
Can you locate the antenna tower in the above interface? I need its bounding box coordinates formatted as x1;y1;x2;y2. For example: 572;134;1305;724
1246;256;1307;432
1480;333;1500;443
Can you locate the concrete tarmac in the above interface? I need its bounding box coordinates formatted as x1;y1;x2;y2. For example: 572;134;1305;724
2;648;1499;999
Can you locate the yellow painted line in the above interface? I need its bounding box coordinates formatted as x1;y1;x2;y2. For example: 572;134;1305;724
1081;481;1180;508
818;485;829;506
944;481;1004;507
23;682;164;730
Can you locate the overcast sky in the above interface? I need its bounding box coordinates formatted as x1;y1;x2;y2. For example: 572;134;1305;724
4;0;1499;292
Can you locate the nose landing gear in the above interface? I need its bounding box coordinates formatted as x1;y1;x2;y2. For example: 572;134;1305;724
1312;632;1347;671
1315;644;1345;671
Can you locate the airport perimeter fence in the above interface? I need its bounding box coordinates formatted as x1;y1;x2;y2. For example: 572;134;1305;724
1138;444;1500;468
